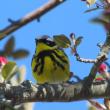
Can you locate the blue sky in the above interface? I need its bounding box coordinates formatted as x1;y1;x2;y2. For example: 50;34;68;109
0;0;109;110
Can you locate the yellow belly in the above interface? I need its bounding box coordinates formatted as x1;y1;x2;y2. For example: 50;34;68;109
32;56;70;84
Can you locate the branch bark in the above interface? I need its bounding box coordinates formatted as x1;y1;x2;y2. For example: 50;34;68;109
0;80;109;105
86;32;110;84
0;0;66;40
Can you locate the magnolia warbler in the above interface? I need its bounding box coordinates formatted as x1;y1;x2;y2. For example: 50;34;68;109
31;36;70;84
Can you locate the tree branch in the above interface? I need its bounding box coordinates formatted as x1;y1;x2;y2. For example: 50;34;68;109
0;0;66;40
87;32;110;84
0;80;110;105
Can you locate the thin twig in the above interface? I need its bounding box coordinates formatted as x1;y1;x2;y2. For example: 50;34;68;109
87;31;110;85
75;53;97;63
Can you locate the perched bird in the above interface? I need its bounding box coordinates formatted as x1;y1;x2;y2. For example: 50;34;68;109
31;36;70;84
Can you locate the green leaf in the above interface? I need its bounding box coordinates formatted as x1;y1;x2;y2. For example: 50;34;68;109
4;36;15;56
12;49;29;59
75;36;83;47
91;18;108;25
84;7;99;13
1;61;18;81
53;34;71;48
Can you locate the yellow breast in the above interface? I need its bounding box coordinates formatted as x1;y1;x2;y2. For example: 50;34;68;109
32;45;70;84
32;56;70;84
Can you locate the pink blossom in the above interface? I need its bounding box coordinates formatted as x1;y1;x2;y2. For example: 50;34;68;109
0;56;8;66
98;63;107;74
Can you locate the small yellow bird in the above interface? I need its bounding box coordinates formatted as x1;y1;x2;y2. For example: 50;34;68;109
31;36;70;84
